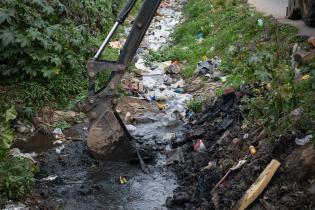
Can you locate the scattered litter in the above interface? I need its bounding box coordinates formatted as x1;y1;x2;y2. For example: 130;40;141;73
126;124;137;132
195;31;204;43
157;102;167;111
124;112;133;123
167;61;181;74
211;159;247;193
289;107;304;121
53;140;63;145
109;39;126;49
249;145;257;155
41;175;58;181
201;161;217;171
224;87;236;95
163;133;176;141
257;18;264;27
243;133;249;140
174;88;184;93
55;144;65;154
119;176;128;184
295;135;313;146
302;74;310;80
196;57;221;75
52;128;65;139
193;139;206;153
163;74;173;85
10;148;37;163
231;160;247;170
171;78;185;88
3;201;28;210
156;95;168;101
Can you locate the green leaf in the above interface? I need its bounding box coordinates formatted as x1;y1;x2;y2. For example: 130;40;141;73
254;70;272;82
43;6;54;15
5;106;17;122
16;34;31;48
248;54;262;66
0;29;15;46
41;68;55;79
51;56;62;66
1;132;14;149
0;9;15;24
27;28;42;41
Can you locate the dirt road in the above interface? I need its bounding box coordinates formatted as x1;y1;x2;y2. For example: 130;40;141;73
248;0;315;37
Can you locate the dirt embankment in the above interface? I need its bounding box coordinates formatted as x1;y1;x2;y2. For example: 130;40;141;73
167;92;315;210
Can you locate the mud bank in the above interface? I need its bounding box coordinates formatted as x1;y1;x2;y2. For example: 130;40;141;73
167;92;315;210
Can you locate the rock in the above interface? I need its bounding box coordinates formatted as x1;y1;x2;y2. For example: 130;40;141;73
10;148;37;164
53;110;84;123
172;192;190;204
15;120;35;134
52;128;65;139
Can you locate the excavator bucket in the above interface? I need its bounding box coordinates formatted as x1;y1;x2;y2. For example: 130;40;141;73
87;110;137;160
78;0;162;160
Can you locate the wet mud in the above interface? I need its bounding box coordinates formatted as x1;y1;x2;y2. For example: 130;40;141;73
28;124;177;210
167;92;315;210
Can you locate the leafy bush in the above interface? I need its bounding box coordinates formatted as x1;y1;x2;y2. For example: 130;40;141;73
0;106;37;206
0;107;17;159
0;0;126;109
0;0;124;79
0;157;37;202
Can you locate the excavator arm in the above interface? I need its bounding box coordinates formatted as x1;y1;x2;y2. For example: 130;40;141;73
77;0;162;160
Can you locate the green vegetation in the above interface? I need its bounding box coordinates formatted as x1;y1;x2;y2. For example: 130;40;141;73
159;0;314;136
0;0;125;108
187;97;204;113
0;0;127;205
0;106;37;207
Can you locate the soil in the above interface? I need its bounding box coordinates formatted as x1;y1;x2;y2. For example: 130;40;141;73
166;92;315;210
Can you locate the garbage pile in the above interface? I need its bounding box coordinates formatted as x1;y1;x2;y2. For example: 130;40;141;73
114;0;192;151
166;91;315;210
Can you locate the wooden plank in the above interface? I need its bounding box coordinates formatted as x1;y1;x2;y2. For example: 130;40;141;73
232;159;281;210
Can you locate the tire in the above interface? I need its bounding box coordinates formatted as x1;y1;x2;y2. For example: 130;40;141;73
287;0;301;19
299;0;315;26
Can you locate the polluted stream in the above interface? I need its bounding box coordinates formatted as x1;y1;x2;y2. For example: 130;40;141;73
17;1;191;209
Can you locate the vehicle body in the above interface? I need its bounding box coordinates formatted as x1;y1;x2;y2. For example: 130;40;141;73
287;0;315;26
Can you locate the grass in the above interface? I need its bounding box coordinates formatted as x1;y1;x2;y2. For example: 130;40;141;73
156;0;315;136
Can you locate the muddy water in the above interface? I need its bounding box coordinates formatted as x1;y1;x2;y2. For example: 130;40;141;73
33;123;177;210
16;1;190;209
